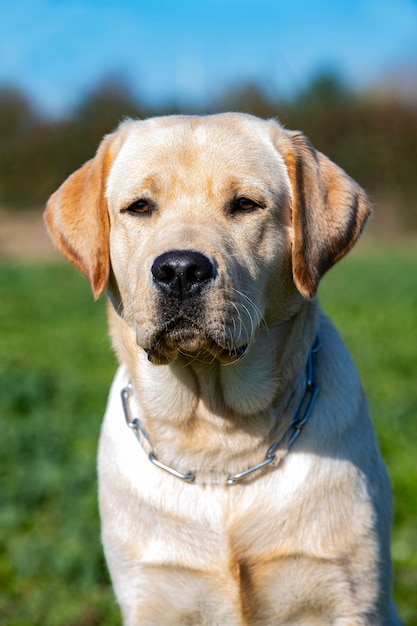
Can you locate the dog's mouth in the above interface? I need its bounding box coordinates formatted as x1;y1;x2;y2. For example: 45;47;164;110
142;318;248;365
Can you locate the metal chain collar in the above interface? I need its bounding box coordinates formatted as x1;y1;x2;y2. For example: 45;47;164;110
121;335;320;486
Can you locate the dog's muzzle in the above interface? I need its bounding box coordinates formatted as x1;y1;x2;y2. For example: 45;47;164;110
144;249;247;364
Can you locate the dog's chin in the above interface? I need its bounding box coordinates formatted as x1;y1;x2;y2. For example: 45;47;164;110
143;330;247;366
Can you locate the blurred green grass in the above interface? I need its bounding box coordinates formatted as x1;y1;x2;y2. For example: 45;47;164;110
0;248;416;625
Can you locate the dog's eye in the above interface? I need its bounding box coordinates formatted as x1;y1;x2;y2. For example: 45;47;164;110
123;199;153;215
232;197;261;213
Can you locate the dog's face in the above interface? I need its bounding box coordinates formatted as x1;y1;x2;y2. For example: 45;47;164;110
44;113;371;365
106;115;296;364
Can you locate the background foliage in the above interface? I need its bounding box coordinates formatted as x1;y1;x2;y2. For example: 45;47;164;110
0;73;417;232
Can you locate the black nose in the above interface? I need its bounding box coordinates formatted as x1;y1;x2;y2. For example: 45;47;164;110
151;250;216;300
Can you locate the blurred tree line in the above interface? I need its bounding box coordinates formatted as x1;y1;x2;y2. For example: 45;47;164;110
1;73;416;230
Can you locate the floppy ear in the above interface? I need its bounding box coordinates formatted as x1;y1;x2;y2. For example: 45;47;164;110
44;134;115;299
279;130;372;299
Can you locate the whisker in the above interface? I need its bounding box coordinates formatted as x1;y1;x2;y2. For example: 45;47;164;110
231;286;270;336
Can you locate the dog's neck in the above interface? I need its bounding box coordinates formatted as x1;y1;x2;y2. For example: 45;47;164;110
108;300;318;472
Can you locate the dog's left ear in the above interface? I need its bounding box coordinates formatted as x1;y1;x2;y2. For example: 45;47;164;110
277;129;372;299
44;133;116;300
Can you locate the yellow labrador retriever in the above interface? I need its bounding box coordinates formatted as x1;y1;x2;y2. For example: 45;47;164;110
44;113;401;625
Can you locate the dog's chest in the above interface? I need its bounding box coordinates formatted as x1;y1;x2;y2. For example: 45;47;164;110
99;369;379;624
102;471;370;625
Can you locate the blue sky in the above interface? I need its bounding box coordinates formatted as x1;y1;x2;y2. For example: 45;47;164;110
1;0;416;115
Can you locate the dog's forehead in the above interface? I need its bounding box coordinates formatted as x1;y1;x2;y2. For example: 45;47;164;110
117;113;278;153
107;114;288;199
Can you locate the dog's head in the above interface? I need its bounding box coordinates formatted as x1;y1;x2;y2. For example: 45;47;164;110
44;113;371;365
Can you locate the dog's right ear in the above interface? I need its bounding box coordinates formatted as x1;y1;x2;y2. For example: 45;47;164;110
44;133;116;300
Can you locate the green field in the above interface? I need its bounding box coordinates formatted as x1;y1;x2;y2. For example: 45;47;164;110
1;247;416;625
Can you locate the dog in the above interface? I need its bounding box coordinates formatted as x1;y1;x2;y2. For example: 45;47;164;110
44;113;401;625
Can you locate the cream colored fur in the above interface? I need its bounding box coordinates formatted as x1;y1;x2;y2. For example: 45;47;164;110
44;113;401;625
